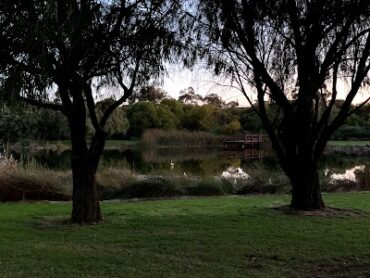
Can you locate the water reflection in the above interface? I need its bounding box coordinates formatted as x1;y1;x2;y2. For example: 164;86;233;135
9;147;269;174
8;147;370;189
329;165;366;183
221;167;251;184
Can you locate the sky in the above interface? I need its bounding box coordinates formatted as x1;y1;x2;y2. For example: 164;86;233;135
162;64;249;106
162;65;370;107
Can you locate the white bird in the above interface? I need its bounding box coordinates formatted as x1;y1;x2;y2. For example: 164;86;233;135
183;172;187;177
170;160;174;171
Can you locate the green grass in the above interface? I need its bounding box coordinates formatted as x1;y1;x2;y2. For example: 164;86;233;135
1;193;370;277
328;140;370;146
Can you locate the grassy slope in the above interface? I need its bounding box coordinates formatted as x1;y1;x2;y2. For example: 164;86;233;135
0;193;370;277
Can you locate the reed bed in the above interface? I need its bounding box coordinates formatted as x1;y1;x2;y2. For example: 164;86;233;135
140;129;223;148
0;152;71;201
1;149;369;202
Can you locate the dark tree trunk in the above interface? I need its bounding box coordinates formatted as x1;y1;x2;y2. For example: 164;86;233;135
71;154;102;223
70;131;106;223
280;149;325;210
68;88;106;223
289;169;325;210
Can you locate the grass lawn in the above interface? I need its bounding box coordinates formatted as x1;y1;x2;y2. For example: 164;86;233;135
1;193;370;277
328;140;370;146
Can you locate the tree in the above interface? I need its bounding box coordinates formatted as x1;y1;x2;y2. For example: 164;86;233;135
0;105;37;142
178;87;203;105
221;119;241;134
161;98;185;127
91;99;130;139
129;86;169;104
2;0;183;223
183;104;221;131
203;93;225;107
126;102;161;137
198;0;370;210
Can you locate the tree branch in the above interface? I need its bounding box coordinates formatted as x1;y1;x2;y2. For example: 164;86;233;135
347;96;370;117
83;82;100;131
19;96;64;112
100;56;141;128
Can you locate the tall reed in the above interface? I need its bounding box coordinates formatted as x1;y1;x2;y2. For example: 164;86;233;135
141;129;223;148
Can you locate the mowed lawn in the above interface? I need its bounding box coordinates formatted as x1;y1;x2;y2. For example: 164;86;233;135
1;193;370;277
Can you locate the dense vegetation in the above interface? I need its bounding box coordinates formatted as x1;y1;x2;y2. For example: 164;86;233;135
1;92;369;142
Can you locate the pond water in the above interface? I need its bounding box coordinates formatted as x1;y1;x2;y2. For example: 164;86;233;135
10;145;370;185
12;147;272;175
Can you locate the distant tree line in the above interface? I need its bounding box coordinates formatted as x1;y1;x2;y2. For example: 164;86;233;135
1;87;369;142
0;87;253;141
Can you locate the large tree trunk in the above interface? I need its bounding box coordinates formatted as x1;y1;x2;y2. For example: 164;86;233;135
70;132;106;223
68;90;105;223
283;156;326;210
71;154;102;223
289;168;325;210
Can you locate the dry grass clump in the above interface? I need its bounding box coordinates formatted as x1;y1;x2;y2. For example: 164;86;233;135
97;168;134;189
0;153;71;202
0;152;17;173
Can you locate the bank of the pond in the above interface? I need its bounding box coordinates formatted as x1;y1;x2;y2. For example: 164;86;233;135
2;164;369;202
6;140;139;152
1;139;370;202
328;141;370;146
0;193;370;277
5;139;370;152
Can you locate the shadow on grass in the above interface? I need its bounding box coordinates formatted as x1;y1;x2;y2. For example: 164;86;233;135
302;255;370;278
270;205;370;218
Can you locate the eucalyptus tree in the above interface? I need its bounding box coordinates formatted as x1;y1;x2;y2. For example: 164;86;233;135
198;0;370;210
2;0;184;223
128;86;169;103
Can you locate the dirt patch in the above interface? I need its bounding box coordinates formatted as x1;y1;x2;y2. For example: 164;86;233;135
302;256;370;277
271;205;370;218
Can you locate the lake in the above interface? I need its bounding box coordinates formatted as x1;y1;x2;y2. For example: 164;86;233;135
9;144;370;187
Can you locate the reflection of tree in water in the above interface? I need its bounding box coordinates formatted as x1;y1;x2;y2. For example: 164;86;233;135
320;154;370;190
10;147;370;187
142;150;234;176
141;147;263;176
142;148;219;163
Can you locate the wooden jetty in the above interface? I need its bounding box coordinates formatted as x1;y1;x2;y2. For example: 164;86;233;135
223;148;267;160
223;133;269;151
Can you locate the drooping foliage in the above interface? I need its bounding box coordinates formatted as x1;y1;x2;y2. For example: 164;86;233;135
0;0;186;223
197;0;370;209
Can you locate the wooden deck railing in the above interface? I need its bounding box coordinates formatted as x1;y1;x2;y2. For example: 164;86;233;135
223;133;269;144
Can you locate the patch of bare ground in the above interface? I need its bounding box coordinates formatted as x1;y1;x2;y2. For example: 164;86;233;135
271;205;370;218
302;256;370;278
